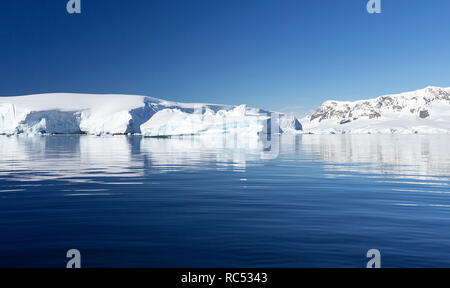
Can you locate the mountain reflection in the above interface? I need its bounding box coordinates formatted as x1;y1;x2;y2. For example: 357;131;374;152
296;134;450;181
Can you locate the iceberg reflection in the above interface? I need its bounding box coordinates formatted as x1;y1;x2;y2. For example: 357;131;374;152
0;134;449;184
0;134;276;183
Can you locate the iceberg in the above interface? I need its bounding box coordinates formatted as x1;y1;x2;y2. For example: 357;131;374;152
0;93;302;136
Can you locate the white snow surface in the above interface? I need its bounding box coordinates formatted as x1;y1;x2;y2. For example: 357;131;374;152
0;93;302;136
301;86;450;134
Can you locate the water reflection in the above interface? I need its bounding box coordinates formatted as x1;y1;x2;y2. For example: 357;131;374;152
0;135;269;183
0;134;450;183
296;135;450;181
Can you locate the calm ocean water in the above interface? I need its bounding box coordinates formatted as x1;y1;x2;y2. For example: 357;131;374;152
0;134;449;267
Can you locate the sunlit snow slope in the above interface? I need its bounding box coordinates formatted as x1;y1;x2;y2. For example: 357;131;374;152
302;86;450;134
0;93;302;136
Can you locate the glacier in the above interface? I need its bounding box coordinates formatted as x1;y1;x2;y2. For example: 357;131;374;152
0;93;302;136
301;86;450;134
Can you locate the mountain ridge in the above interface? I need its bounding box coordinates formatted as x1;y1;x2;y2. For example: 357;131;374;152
302;86;450;134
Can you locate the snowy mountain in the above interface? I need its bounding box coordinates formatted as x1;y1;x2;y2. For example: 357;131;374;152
302;86;450;134
0;93;302;136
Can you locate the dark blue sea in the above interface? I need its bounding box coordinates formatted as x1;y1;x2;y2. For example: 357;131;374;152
0;134;449;267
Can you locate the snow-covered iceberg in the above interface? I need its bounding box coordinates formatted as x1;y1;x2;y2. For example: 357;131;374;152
0;93;302;136
301;86;450;134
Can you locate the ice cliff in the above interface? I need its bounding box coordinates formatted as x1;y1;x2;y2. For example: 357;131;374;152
0;93;302;136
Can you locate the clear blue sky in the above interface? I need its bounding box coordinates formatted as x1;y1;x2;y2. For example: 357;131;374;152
1;0;450;113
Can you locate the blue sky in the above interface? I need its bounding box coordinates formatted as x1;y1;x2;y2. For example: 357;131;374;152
1;0;450;113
